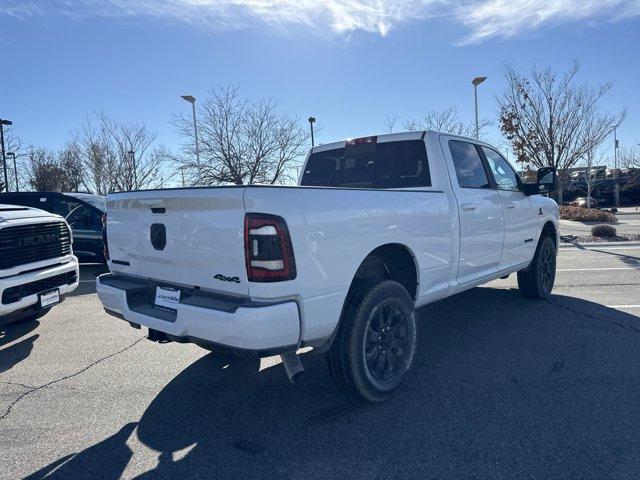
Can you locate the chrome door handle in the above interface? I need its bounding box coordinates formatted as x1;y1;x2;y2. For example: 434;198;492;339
505;202;516;209
460;203;477;211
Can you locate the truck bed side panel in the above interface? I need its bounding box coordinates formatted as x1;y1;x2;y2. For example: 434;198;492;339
243;186;453;342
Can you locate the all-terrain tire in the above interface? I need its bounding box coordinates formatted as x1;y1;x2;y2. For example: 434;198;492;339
517;235;557;299
326;280;417;402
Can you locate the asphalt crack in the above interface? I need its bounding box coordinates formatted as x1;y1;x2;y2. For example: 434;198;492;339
0;381;37;390
545;299;640;334
0;337;144;421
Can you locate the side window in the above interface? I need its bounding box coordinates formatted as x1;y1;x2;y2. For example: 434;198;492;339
56;198;83;218
67;205;102;230
448;140;491;189
482;147;519;191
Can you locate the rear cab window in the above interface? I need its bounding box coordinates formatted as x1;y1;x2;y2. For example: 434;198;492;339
300;139;431;189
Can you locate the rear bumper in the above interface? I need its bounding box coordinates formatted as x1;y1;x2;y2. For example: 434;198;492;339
0;258;79;319
96;273;301;354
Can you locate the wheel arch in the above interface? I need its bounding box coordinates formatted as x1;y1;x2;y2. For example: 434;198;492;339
316;243;419;352
349;243;419;301
541;220;558;248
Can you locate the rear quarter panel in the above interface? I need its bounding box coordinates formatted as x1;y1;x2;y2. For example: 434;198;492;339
244;186;455;343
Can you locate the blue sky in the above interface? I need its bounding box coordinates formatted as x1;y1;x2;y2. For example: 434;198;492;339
1;0;639;160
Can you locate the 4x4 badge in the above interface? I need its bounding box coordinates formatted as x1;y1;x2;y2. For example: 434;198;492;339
214;274;240;284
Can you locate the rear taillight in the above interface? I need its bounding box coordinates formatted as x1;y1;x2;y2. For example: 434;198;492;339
244;213;296;282
102;213;109;261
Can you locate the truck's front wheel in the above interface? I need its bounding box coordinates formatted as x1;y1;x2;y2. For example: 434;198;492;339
327;280;417;402
517;235;557;299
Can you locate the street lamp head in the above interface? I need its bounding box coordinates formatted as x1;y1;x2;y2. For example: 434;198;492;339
7;152;15;158
181;95;196;104
308;117;316;124
0;119;12;126
472;76;487;86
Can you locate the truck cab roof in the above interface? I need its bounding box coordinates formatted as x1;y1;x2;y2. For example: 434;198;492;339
0;191;106;213
309;130;490;155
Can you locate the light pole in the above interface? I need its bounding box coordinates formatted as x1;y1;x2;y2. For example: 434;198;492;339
472;76;487;139
7;152;17;192
611;124;620;207
308;117;316;148
128;150;137;189
0;118;12;193
181;95;201;167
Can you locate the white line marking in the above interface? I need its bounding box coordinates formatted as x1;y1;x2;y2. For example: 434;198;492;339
557;267;640;272
606;305;640;309
560;246;640;251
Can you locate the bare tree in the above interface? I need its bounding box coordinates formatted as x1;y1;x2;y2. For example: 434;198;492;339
172;86;310;186
573;147;608;209
391;107;491;137
72;112;163;194
402;118;421;132
619;146;640;192
26;148;65;191
498;61;625;202
2;126;28;192
384;115;399;133
58;143;87;192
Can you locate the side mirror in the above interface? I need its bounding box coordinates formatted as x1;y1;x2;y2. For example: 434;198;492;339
520;167;557;196
537;167;556;193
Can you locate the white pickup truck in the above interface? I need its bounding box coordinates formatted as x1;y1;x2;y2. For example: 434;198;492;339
97;131;559;402
1;204;79;325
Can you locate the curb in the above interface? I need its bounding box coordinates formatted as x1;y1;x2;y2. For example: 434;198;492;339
559;241;640;249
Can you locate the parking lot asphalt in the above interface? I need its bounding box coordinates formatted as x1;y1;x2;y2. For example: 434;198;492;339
1;246;640;479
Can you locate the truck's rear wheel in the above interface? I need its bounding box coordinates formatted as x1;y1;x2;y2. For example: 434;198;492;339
517;235;556;299
327;280;417;402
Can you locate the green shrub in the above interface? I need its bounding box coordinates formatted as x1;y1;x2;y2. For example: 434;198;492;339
560;206;616;222
591;224;617;238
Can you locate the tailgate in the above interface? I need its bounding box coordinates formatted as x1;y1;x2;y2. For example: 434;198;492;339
106;188;249;296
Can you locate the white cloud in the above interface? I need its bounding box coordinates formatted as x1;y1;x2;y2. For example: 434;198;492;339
2;0;640;42
99;0;449;36
456;0;640;44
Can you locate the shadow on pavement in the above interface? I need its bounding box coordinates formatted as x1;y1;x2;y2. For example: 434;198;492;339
0;318;40;373
23;423;137;480
588;248;640;267
23;287;640;479
569;242;640;267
